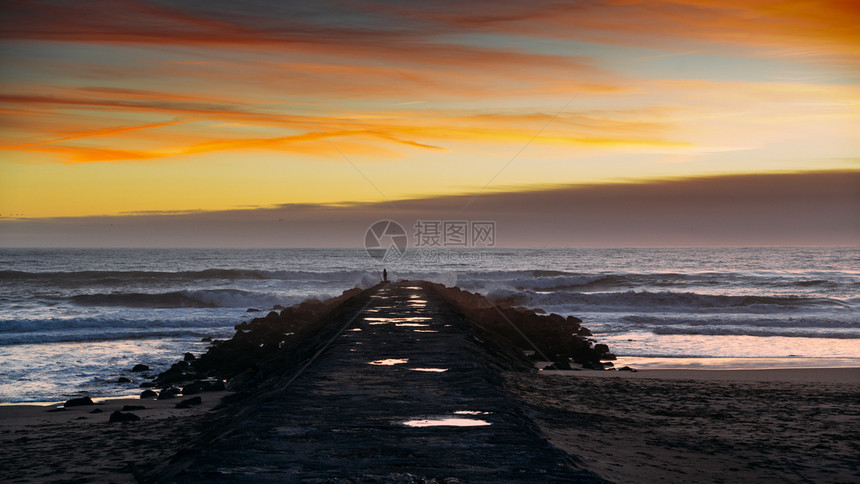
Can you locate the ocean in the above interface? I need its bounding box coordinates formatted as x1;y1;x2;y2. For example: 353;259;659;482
1;247;858;402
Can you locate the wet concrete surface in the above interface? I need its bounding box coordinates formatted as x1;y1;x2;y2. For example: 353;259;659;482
163;282;604;482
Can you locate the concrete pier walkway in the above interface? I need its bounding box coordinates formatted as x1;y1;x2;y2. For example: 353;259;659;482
165;282;603;482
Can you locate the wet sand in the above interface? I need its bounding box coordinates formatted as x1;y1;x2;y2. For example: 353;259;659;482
507;368;860;483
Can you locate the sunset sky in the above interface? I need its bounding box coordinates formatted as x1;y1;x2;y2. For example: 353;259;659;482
1;1;858;246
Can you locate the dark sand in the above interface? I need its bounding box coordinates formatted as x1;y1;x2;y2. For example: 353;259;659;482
0;393;230;483
507;368;860;483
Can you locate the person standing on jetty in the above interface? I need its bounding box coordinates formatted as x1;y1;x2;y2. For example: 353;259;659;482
382;268;388;283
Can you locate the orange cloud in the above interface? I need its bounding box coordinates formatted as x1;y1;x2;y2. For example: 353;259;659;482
18;128;444;164
0;120;181;150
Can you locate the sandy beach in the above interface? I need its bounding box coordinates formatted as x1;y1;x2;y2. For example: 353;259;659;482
0;392;230;483
3;369;857;483
507;368;860;483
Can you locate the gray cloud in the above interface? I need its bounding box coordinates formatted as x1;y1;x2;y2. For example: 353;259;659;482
2;171;857;248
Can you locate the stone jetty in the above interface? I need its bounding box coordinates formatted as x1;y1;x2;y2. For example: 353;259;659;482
155;282;608;482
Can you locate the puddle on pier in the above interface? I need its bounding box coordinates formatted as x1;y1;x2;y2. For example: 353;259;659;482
401;416;491;428
364;306;395;314
368;358;408;366
364;316;431;326
407;297;428;308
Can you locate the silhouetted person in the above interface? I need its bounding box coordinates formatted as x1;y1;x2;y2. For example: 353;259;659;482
383;268;388;282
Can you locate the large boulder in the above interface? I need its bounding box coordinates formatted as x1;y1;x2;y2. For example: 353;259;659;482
131;364;149;372
64;396;94;407
181;382;205;395
156;387;181;400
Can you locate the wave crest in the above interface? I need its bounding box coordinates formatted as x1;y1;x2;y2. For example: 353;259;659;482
69;289;288;309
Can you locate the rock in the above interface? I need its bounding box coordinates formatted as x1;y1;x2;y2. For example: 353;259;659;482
176;396;202;409
201;337;212;342
581;361;606;371
117;377;133;383
121;405;146;411
131;364;149;372
246;308;261;313
89;408;104;414
208;380;226;392
618;366;638;372
181;382;204;395
109;411;140;423
593;344;610;354
549;360;572;370
64;396;94;407
140;390;158;399
157;387;181;400
184;352;196;361
602;352;617;361
139;381;156;388
154;366;187;386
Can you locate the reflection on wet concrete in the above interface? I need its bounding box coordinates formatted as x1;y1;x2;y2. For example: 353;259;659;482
402;417;492;427
367;358;408;366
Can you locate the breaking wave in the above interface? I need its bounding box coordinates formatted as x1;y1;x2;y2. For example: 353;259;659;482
68;289;290;309
0;268;367;284
488;289;853;313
